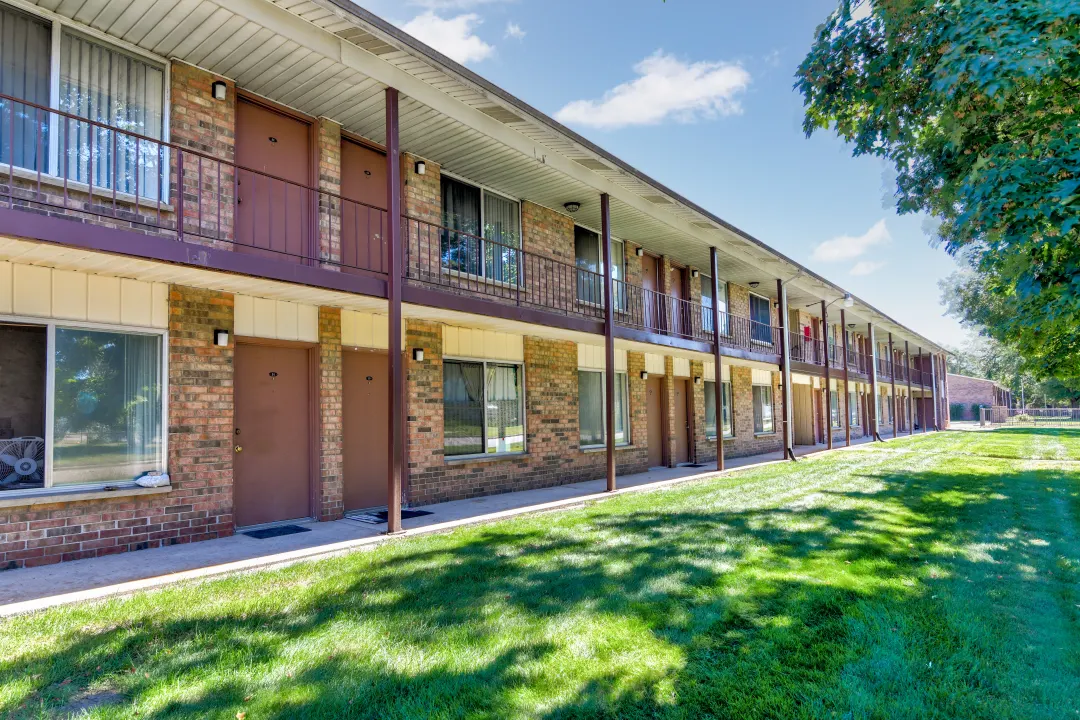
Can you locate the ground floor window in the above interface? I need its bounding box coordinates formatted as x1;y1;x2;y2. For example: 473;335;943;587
443;360;525;458
830;390;841;429
753;383;774;435
0;320;165;491
849;390;861;427
578;370;629;447
878;393;892;426
704;380;733;439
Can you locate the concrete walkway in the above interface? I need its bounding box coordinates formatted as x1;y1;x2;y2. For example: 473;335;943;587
0;436;888;616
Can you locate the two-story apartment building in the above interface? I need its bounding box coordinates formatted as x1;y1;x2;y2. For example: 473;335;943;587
0;0;950;569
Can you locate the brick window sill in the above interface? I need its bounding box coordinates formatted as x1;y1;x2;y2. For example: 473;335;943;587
445;452;527;466
0;484;172;509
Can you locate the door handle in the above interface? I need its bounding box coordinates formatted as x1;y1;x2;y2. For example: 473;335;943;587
234;445;243;453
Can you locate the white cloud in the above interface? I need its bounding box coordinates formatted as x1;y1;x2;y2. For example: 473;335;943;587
850;0;873;22
505;21;525;40
553;51;751;130
402;12;494;64
811;219;891;262
849;260;886;276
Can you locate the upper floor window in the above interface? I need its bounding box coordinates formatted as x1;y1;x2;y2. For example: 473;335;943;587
440;175;521;283
701;276;729;335
749;292;773;344
574;226;624;307
0;5;166;199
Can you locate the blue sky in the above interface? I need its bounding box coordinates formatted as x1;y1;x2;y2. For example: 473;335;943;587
359;0;967;347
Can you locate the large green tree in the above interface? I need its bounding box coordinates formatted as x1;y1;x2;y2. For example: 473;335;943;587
797;0;1080;377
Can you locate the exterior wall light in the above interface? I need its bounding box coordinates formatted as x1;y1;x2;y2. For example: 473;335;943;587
843;292;854;308
635;247;645;257
690;269;699;279
563;202;581;213
213;329;229;347
412;348;424;362
211;81;227;101
694;376;702;385
414;160;426;175
640;371;648;380
749;281;760;289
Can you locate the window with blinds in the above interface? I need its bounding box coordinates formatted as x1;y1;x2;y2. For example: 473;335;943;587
0;5;51;173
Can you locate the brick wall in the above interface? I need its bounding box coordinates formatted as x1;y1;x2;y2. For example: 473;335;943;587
521;201;576;310
404;319;649;506
317;119;343;267
318;307;344;520
170;62;236;247
946;374;998;420
402;153;442;282
0;286;234;570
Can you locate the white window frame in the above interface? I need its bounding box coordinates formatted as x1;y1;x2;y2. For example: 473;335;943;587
752;381;775;436
0;313;168;496
704;379;734;440
0;0;170;192
442;356;527;460
440;171;522;286
577;368;630;449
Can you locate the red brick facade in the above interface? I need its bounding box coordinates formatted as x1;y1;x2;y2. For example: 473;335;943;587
318;307;345;521
0;285;235;569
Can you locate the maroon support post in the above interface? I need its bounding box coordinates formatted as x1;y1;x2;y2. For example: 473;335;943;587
776;279;795;461
600;193;616;492
841;309;851;447
822;300;832;450
905;340;913;435
867;322;881;441
888;332;898;438
385;87;404;534
711;248;725;470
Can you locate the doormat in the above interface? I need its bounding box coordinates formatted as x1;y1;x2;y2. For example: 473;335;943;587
345;509;434;525
681;463;709;468
242;524;312;540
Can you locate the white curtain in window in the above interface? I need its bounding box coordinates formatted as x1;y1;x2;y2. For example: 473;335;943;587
0;6;51;172
443;361;485;456
485;364;523;454
483;192;520;284
614;372;628;444
578;371;604;446
52;328;162;486
59;31;164;199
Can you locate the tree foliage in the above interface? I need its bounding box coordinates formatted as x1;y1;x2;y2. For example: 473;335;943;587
797;0;1080;377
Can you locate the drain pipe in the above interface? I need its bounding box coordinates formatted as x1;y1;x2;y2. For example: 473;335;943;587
777;271;803;462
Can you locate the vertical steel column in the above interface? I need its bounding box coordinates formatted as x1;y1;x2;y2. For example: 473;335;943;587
385;87;404;534
841;309;851;447
776;279;795;460
905;340;913;434
867;322;881;441
821;300;832;450
888;332;898;438
711;248;725;471
917;346;925;432
600;193;616;492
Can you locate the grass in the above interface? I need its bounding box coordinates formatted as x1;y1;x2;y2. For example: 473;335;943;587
2;428;1079;719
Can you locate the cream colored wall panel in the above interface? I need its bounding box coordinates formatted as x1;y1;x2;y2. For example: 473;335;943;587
752;368;774;385
340;307;358;346
506;334;524;362
373;314;391;350
151;283;169;329
234;294;255;336
444;325;522;361
792;373;811;386
252;297;277;338
275;301;300;341
443;324;459;356
52;270;88;321
298;303;319;343
120;279;153;327
0;261;11;314
702;362;732;382
13;264;51;317
341;310;390;350
87;275;121;323
576;345;626;371
644;353;665;375
672;357;691;378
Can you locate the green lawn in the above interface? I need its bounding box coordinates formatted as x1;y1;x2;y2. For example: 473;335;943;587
2;429;1079;719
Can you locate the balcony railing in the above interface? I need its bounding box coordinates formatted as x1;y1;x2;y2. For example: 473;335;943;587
1;92;787;357
789;332;825;366
0;92;389;275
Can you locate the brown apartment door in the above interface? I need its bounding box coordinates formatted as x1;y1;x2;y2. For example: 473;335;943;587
343;350;389;511
671;266;687;337
642;254;660;331
340;139;388;275
235;98;313;262
646;376;664;467
793;384;815;445
234;343;312;528
673;378;690;464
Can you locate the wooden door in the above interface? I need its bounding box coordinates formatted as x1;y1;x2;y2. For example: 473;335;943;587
642;254;660;331
646;376;664;467
673;378;690;464
340;139;387;275
235;98;312;263
234;343;311;527
343;350;388;510
671;266;687;336
792;384;815;445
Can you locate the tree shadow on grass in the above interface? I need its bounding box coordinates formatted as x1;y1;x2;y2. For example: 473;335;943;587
2;463;1076;719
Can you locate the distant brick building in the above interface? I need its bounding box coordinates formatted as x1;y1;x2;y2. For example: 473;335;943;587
947;374;1012;419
